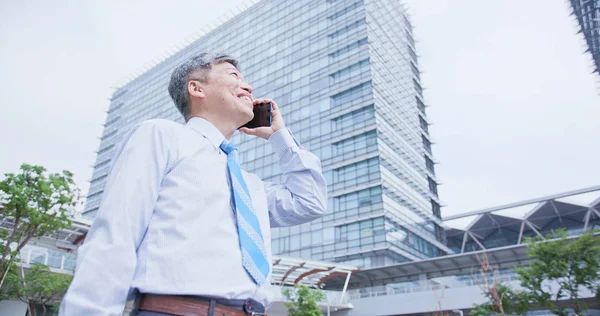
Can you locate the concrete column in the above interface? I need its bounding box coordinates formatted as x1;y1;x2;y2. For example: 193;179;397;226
418;273;428;290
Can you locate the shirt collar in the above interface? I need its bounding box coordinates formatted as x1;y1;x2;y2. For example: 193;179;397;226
186;117;226;149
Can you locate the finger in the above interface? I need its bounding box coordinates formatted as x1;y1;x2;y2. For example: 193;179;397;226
239;127;256;135
251;127;271;135
270;101;281;117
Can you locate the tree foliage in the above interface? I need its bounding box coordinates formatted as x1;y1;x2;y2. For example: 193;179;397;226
471;283;529;316
283;286;325;316
516;230;600;315
473;230;600;315
0;163;79;289
471;251;529;316
3;263;72;316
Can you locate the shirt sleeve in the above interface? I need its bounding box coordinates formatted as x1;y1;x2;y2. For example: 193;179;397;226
59;121;171;316
264;128;327;227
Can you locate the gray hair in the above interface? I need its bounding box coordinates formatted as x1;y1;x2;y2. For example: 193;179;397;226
168;53;239;119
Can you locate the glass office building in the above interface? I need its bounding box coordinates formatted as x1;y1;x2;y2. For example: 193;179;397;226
570;0;600;76
84;0;450;268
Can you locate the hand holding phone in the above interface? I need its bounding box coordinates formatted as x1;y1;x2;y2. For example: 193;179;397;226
239;98;284;140
242;102;272;129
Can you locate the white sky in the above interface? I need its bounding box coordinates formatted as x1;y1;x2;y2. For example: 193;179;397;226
1;0;598;217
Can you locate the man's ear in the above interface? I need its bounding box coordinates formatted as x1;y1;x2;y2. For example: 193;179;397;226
188;80;205;100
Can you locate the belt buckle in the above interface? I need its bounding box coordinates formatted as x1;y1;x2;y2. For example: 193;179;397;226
244;298;266;315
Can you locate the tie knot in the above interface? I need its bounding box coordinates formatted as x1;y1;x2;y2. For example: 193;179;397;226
220;139;237;155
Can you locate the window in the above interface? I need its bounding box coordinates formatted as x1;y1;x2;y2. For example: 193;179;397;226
331;81;372;107
97;144;114;155
329;38;367;59
279;237;290;253
410;61;420;81
90;174;108;184
105;116;121;127
431;200;441;219
340;257;372;269
301;233;311;248
422;135;431;154
94;159;111;169
83;208;98;219
323;227;335;244
335;225;348;242
290;235;300;250
107;102;124;114
330;59;370;83
387;220;438;258
332;130;377;156
406;30;415;48
419;115;428;134
413;79;423;96
416;96;426;114
310;77;329;93
110;89;127;101
312;230;322;245
408;44;418;64
321;145;332;160
332;158;379;186
335;217;385;242
435;225;446;251
328;19;366;39
101;130;117;140
425;155;435;173
332;105;375;131
333;186;382;212
86;191;103;199
403;14;413;32
328;1;362;21
428;177;438;195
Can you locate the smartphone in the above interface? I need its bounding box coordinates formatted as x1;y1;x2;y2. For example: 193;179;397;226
242;102;272;129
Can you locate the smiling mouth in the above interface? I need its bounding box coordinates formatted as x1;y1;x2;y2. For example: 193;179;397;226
239;96;253;107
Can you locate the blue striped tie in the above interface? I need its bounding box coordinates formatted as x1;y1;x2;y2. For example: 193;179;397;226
220;139;270;285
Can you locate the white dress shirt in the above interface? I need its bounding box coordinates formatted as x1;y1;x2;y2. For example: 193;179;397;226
59;117;327;316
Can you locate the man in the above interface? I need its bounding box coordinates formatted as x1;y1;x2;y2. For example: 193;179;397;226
59;53;327;316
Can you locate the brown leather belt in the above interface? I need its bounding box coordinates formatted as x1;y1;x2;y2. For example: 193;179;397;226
139;294;260;316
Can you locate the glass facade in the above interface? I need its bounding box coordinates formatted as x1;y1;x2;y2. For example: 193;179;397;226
84;0;448;268
570;0;600;76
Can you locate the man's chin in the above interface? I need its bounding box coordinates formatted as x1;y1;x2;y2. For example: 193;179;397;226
237;114;254;129
244;109;254;121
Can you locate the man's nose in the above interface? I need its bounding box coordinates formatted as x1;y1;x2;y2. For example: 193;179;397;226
241;81;253;95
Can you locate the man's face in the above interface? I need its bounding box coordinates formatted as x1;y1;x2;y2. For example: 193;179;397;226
201;62;254;126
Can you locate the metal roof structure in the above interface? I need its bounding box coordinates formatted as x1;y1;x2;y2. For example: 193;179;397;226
323;232;599;291
443;185;600;253
324;185;600;290
271;256;357;288
270;257;358;303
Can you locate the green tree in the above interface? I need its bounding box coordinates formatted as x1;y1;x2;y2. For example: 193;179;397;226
471;252;528;316
3;263;72;316
0;164;79;289
472;230;600;315
283;286;325;316
471;283;529;316
516;230;600;316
